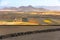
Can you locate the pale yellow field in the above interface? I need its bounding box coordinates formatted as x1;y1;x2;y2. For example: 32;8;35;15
0;22;39;25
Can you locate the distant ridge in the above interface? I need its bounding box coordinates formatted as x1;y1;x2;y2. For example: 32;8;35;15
36;6;60;11
0;5;49;12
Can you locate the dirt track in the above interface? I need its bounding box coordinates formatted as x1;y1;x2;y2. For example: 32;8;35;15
0;25;60;35
2;31;60;40
0;26;60;40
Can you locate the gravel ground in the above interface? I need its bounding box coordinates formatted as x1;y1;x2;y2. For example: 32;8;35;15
0;26;60;35
0;26;60;40
1;30;60;40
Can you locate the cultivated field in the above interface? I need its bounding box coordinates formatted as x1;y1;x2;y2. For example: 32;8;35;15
0;11;60;25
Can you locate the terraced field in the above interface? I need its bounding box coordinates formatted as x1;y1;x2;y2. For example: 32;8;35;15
0;18;60;25
0;13;60;25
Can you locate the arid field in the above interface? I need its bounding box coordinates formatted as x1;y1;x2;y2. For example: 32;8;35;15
0;11;60;25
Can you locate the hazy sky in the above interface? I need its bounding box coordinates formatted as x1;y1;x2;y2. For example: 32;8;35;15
0;0;60;7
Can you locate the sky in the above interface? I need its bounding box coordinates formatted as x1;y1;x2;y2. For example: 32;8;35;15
0;0;60;7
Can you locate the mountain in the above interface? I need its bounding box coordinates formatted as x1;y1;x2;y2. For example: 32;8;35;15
0;5;49;12
1;6;60;12
36;6;60;11
3;7;17;10
17;5;48;12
